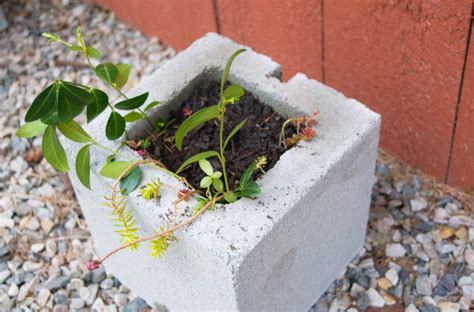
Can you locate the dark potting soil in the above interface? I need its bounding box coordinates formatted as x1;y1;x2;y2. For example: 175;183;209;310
140;80;298;189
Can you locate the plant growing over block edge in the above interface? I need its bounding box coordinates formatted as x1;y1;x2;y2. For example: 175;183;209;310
16;28;319;270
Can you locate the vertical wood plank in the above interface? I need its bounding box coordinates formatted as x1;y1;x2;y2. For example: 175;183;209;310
218;0;323;80
324;1;472;181
448;14;474;189
91;0;217;50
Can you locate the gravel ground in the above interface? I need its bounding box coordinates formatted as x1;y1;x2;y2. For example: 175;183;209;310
0;1;473;311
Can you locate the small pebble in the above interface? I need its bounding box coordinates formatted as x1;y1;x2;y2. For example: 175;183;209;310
386;243;407;257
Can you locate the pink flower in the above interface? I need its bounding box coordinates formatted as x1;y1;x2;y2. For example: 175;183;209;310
86;260;101;271
182;107;192;117
137;149;146;156
302;127;316;141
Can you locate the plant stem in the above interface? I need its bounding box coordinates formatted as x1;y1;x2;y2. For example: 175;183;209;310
219;115;230;193
85;54;156;131
98;193;225;265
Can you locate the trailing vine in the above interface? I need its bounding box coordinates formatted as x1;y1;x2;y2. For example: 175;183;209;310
16;28;318;271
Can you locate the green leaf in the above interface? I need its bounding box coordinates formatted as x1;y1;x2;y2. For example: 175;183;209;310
114;64;132;88
57;81;93;123
224;192;237;203
123;112;145;122
120;167;142;195
16;120;47;138
76;144;91;189
106;112;125;140
41;110;59;125
239;181;261;199
176;150;220;174
87;89;108;123
240;162;256;189
58;120;93;143
223;84;244;101
211;171;222;179
25;83;57;122
220;49;246;99
68;45;82;51
42;126;69;172
115;93;149;110
223;118;247;149
212;178;224;192
198;159;213;176
200;176;212;188
100;161;131;179
86;46;101;60
144;101;160;112
95;63;117;84
175;105;220;150
76;26;85;50
192;197;208;215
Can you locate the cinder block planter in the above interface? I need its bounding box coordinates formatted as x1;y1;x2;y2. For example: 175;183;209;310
64;33;381;311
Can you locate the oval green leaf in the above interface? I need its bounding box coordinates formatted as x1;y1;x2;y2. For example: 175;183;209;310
123;111;145;122
95;63;117;84
223;117;247;149
239;162;256;189
100;161;131;179
119;166;142;195
58;120;93;143
223;84;244;100
144;101;160;112
76;144;91;189
115;64;132;89
25;83;57;122
239;181;261;199
42;126;69;172
175;105;220;150
176;150;220;174
200;176;212;189
212;178;224;192
199;159;214;176
87;89;108;123
106;112;125;140
16;120;48;138
86;46;102;60
115;92;149;110
57;81;93;123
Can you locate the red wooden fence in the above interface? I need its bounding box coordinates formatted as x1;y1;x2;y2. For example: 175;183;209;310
91;0;474;190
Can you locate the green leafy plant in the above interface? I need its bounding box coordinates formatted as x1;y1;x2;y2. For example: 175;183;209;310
16;27;163;193
18;28;319;271
140;179;162;200
175;49;260;204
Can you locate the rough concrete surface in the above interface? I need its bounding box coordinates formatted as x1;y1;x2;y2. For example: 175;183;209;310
64;33;381;311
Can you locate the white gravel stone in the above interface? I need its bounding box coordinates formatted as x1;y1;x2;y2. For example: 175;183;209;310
406;303;419;312
69;298;85;309
113;293;128;306
464;248;474;270
386;243;407;257
437;301;461;312
7;283;18;297
37;288;51;307
366;288;385;307
385;268;399;286
25;217;40;231
410;197;428;212
0;270;12;284
30;243;45;254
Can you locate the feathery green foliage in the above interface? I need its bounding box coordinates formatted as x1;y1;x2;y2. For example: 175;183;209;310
140;179;162;200
150;229;176;259
105;196;139;251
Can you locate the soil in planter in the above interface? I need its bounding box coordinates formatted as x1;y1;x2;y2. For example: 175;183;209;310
137;80;299;190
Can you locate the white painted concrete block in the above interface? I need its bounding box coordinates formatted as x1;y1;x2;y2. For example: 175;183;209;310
63;33;381;311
